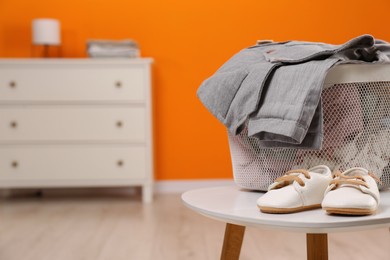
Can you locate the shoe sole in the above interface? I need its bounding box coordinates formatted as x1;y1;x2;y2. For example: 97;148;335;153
323;207;376;216
258;204;321;214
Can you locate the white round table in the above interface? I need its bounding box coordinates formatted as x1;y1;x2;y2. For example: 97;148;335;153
181;185;390;260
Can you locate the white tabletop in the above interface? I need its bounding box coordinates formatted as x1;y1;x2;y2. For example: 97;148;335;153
181;185;390;233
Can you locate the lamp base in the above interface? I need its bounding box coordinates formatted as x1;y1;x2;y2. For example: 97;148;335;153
31;44;61;58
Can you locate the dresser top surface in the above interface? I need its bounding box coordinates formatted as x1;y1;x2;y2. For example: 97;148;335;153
0;58;153;65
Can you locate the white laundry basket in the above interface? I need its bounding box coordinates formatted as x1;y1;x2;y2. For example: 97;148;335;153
228;64;390;191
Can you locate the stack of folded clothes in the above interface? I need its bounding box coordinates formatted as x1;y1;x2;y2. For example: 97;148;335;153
87;39;140;58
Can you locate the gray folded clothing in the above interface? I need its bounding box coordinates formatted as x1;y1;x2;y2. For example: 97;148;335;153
197;35;390;149
87;39;140;58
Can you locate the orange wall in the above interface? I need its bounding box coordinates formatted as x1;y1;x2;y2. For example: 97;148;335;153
1;0;390;180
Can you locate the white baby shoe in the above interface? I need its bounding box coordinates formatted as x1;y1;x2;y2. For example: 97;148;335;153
321;167;380;215
257;165;332;213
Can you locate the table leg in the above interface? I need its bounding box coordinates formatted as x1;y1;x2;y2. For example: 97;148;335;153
220;223;246;260
306;233;328;260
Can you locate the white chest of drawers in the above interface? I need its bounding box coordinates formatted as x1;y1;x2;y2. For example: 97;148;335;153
0;58;154;202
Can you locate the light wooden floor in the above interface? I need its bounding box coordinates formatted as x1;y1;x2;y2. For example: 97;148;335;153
0;190;389;260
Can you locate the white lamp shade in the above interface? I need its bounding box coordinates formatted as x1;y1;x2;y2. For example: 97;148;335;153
32;18;61;45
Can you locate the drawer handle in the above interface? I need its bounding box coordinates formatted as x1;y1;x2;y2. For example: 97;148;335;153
11;161;19;168
115;81;122;88
117;160;124;167
116;121;123;128
9;81;16;88
10;121;18;128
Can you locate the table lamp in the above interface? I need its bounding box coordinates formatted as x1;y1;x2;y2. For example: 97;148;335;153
32;18;61;57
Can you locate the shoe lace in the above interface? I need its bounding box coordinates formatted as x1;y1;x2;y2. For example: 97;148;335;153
330;171;381;189
274;169;311;188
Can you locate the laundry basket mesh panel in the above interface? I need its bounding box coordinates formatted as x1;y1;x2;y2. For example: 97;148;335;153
228;82;390;191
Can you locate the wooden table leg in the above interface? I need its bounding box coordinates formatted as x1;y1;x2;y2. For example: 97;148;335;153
306;233;328;260
220;223;246;260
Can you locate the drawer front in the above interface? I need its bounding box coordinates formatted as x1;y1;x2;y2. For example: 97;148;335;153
0;66;146;102
0;145;146;180
0;106;146;142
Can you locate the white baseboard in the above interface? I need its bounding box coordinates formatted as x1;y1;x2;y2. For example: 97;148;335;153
154;179;235;194
2;179;236;197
